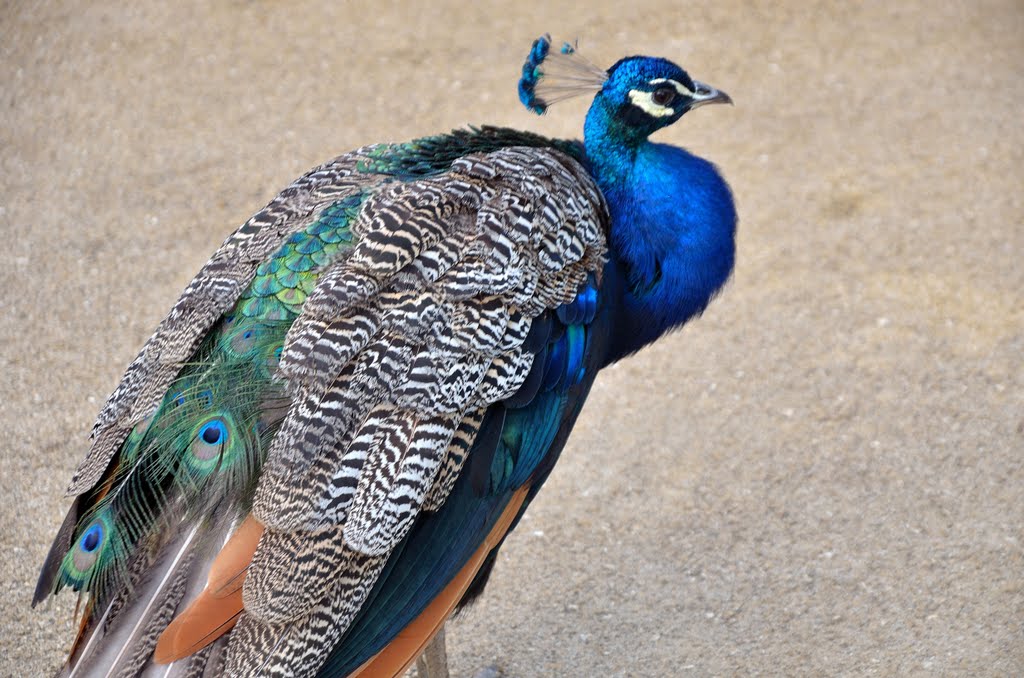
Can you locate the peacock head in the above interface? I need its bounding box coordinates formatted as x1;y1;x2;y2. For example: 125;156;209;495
519;35;731;144
599;56;731;136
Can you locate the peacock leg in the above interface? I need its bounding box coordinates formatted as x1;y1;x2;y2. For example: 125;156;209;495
415;626;449;678
413;625;501;678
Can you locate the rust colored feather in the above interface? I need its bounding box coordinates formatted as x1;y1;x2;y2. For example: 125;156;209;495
350;486;529;678
65;597;94;666
153;515;265;664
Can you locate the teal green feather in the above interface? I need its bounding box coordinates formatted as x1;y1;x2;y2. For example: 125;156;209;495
55;192;367;602
494;389;566;492
356;125;583;179
58;508;128;594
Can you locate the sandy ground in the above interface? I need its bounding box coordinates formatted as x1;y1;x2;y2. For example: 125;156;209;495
2;1;1021;675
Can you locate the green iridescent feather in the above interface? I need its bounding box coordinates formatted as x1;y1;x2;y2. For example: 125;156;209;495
357;125;583;179
56;192;367;601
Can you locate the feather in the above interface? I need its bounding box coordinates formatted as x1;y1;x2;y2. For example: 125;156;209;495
348;486;529;677
519;35;608;115
344;412;460;556
502;344;548;409
154;516;264;664
223;549;388;676
33;495;84;606
63;517;229;678
421;408;485;512
468;406;507;496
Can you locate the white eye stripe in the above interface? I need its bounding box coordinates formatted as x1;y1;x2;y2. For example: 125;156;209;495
628;89;675;117
648;78;694;97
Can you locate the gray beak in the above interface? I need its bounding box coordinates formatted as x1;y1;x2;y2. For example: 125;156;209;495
689;80;733;109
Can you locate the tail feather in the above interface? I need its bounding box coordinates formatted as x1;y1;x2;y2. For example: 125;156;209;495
106;529;199;677
154;516;264;664
34;496;85;606
61;516;241;678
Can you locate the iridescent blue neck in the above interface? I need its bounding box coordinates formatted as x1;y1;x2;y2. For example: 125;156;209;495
584;100;737;363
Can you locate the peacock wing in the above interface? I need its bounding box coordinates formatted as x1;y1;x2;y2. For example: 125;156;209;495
323;279;609;677
219;146;607;676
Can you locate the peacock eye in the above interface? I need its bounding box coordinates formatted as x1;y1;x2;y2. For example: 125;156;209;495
652;87;675;106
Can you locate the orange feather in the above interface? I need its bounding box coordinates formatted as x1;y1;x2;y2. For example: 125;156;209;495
351;486;529;678
153;515;265;664
66;597;94;665
153;487;527;673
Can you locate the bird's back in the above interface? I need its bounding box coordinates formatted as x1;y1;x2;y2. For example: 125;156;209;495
36;128;613;677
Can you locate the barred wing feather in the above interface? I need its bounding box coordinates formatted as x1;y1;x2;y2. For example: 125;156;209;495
39;139;608;678
228;148;606;675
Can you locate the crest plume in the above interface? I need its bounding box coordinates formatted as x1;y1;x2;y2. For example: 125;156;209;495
518;34;608;114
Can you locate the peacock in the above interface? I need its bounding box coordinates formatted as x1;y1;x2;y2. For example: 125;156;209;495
34;35;736;677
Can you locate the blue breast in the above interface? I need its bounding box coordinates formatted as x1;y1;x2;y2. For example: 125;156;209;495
598;142;736;363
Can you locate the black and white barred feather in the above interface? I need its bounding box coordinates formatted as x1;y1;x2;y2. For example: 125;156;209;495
55;143;609;677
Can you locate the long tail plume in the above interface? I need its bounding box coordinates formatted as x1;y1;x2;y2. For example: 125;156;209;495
62;515;239;678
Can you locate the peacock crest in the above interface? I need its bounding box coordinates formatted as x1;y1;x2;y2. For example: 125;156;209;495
519;34;608;114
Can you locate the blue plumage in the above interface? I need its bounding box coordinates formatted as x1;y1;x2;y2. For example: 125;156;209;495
599;143;737;360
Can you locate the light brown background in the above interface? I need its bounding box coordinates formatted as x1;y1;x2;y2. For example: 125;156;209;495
2;1;1021;675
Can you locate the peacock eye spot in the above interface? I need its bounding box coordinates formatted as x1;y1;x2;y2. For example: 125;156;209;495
652;87;675;106
81;524;102;552
201;422;223;445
